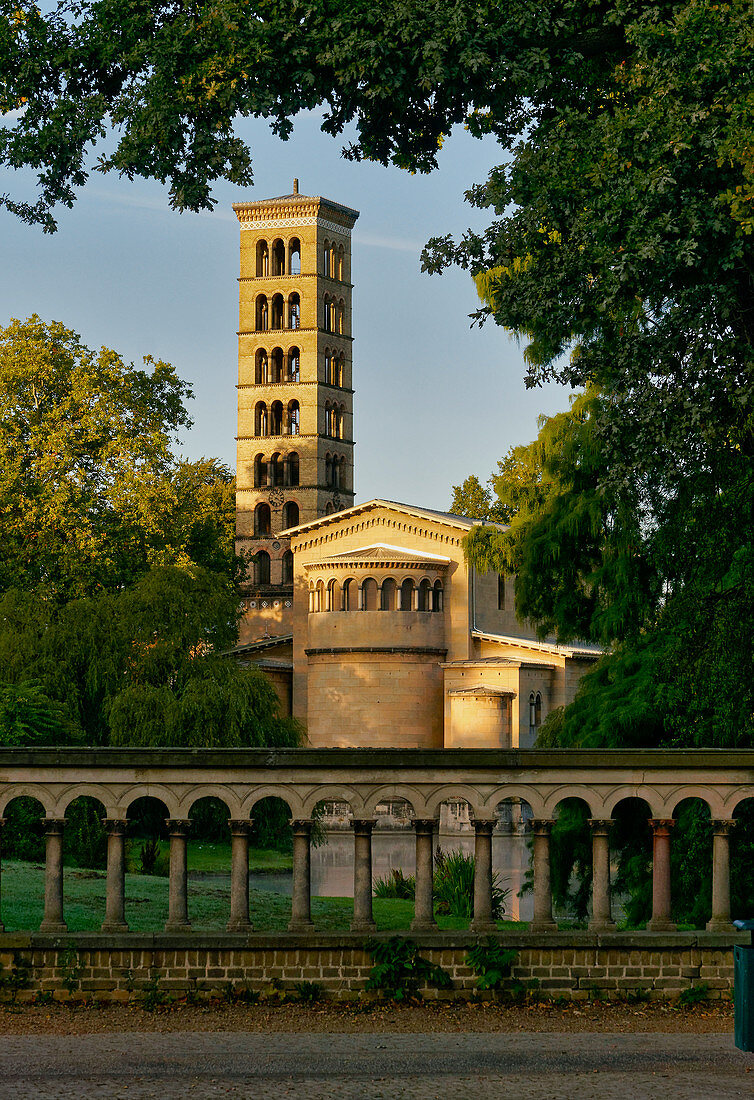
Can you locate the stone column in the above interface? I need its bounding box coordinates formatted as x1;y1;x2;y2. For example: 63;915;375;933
707;819;736;932
350;819;376;932
101;818;129;932
648;818;677;931
40;818;67;933
165;818;192;933
530;819;557;931
288;819;315;931
411;819;437;931
0;818;5;934
227;819;253;932
470;819;497;932
588;819;615;931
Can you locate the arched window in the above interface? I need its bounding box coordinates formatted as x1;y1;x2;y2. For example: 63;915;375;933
270;400;283;435
308;583;315;613
339;455;347;490
271;347;284;383
253;453;268;488
256;295;268;331
272;238;285;276
315;579;325;612
343;578;356;610
324;502;334;515
498;574;506;610
332;454;340;488
286;452;299;486
256;240;269;277
255;549;271;586
380;577;397;611
338;299;345;334
324;350;333;384
287;347;300;382
529;692;543;741
337;244;345;280
288;292;300;330
323;294;331;332
255;350;268;384
325;453;333;487
270;452;283;486
326;578;339;612
282;501;299;529
432;580;444;612
254;503;271;537
287;400;300;435
271;293;285;329
418;578;432;611
400;578;414;611
288;237;301;275
361;577;378;611
254;401;268;436
282;549;294;584
336;354;344;387
323;240;331;277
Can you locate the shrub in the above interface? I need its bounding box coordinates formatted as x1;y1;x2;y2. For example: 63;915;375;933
466;938;518;990
364;937;452;1001
433;847;508;919
373;868;416;900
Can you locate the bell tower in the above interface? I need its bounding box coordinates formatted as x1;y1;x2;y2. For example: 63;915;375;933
233;182;359;643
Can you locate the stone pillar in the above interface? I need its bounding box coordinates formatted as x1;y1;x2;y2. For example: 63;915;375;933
588;819;615;931
648;818;676;931
350;819;376;932
530;819;557;931
165;818;192;933
470;819;497;932
288;819;315;931
101;819;128;932
40;818;67;933
411;819;437;931
707;819;736;933
227;819;253;932
0;818;5;934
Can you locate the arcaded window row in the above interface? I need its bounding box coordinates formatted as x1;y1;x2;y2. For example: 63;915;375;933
255;293;301;332
254;347;300;384
256;238;301;277
254;501;300;537
309;577;444;613
253;451;299;488
254;548;294;586
254;400;300;437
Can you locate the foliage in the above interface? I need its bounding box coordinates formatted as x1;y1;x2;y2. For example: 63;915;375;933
294;981;323;1003
449;476;507;523
677;983;709;1007
0;680;72;745
433;847;507;920
465;937;518;991
363;936;452;1001
373;867;416;901
0;953;32;1004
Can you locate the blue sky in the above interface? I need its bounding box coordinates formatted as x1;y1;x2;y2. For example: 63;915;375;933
1;111;572;510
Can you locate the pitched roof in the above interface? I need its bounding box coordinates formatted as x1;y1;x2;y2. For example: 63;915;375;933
288;498;507;537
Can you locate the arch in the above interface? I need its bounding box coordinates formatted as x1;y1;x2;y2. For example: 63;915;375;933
256;239;269;277
282;549;294;584
59;785;116;817
670;787;724;820
255;348;269;384
254;401;268;436
325;452;333;487
323;293;331;332
417;578;432;611
271;238;286;276
399;577;414;611
270;346;284;383
363;786;423;818
326;578;340;612
337;298;345;334
288;237;301;275
361;577;378;611
315;579;325;612
336;354;345;387
271;292;285;330
322;239;332;277
338;455;347;491
255;549;271;585
730;790;754;817
286;451;299;486
304;787;364;819
432;579;444;612
0;787;54;818
324;349;333;385
254;502;271;537
126;794;173;832
282;500;299;529
308;581;315;613
380;576;397;611
332;454;341;488
269;451;284;487
541;787;600;819
324;502;334;515
492;794;538;830
288;292;300;330
255;294;269;331
287;400;300;435
342;577;357;611
528;691;543;742
239;786;306;818
0;795;47;863
336;243;345;281
185;791;235;824
287;346;300;382
603;787;665;819
270;400;283;435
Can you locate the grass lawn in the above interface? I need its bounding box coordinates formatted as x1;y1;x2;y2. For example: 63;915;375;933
124;840;292;875
0;860;521;934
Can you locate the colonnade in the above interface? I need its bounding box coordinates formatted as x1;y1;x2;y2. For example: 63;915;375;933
0;809;740;935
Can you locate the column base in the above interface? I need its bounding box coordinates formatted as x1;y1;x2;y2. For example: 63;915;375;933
588;920;617;933
647;918;677;932
39;920;68;933
100;921;129;933
350;920;377;933
226;920;254;933
470;919;498;933
528;919;557;932
287;919;315;933
164;922;192;934
410;919;438;933
706;918;735;933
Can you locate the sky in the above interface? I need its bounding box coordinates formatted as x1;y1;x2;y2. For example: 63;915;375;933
1;111;573;512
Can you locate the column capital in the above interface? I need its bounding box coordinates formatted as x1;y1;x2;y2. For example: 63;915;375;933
530;818;556;835
648;818;675;833
471;818;496;835
289;818;314;834
166;818;192;835
411;818;436;832
588;818;614;834
711;819;737;835
102;818;128;836
229;818;254;835
349;818;376;833
44;817;66;835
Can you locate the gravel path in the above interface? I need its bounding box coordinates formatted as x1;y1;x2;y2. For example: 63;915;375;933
0;1030;751;1099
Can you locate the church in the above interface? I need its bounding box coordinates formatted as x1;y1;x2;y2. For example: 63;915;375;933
231;185;599;747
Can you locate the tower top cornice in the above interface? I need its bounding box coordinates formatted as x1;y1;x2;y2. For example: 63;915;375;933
233;191;359;232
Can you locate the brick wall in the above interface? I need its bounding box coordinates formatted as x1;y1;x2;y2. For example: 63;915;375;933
0;931;740;1002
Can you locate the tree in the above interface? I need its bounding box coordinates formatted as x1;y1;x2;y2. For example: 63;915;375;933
0;316;238;599
449;475;500;522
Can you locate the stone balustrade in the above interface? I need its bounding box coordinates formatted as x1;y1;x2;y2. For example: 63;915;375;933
0;746;752;936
